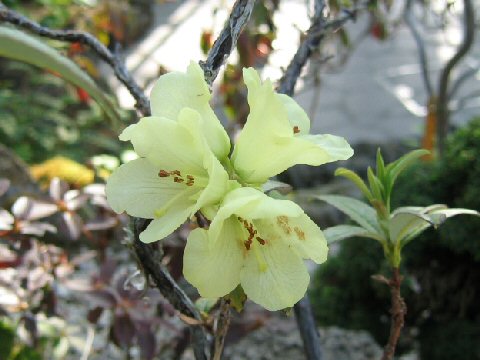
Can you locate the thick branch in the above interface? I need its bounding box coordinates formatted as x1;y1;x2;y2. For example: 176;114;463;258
0;3;150;115
200;0;256;86
404;0;433;98
436;0;475;155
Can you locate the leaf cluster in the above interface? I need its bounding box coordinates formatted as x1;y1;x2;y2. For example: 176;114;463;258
318;148;478;267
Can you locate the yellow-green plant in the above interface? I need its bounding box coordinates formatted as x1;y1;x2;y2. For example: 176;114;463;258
319;149;479;267
317;148;479;360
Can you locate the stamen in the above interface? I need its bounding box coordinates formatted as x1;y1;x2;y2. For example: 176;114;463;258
159;169;198;187
294;226;306;240
276;216;292;235
256;236;266;245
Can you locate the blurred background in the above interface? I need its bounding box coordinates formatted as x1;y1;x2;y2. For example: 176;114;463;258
0;0;479;359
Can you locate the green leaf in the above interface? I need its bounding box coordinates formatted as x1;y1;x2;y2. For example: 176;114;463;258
376;148;385;182
323;224;385;244
385;149;430;189
225;285;247;312
390;205;480;247
389;209;435;246
317;195;381;234
334;167;373;201
429;208;480;219
367;166;384;200
0;26;121;124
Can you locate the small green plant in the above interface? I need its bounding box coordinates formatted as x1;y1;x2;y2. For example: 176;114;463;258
317;149;479;360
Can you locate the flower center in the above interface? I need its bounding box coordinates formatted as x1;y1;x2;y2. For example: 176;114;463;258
153;169;203;218
237;216;267;250
293;126;300;134
158;169;196;186
237;216;268;272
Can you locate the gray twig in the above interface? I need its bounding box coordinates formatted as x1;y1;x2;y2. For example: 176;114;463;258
436;0;475;155
0;3;150;115
200;0;256;86
278;6;358;95
404;0;433;98
448;64;480;99
293;296;323;360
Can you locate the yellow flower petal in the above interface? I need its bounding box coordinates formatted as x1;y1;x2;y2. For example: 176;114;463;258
183;221;244;298
106;158;194;219
240;240;309;311
232;67;353;184
139;203;194;243
149;62;230;159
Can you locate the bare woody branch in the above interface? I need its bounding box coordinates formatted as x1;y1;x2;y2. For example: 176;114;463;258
277;5;359;96
200;0;256;86
0;3;151;115
293;296;323;360
404;0;433;98
436;0;475;156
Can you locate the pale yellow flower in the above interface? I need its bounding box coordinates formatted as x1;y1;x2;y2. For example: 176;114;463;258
183;187;328;311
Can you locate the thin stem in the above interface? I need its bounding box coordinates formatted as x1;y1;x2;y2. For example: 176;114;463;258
381;268;407;360
0;3;150;115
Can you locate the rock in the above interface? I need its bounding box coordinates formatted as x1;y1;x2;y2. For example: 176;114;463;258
224;317;382;360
